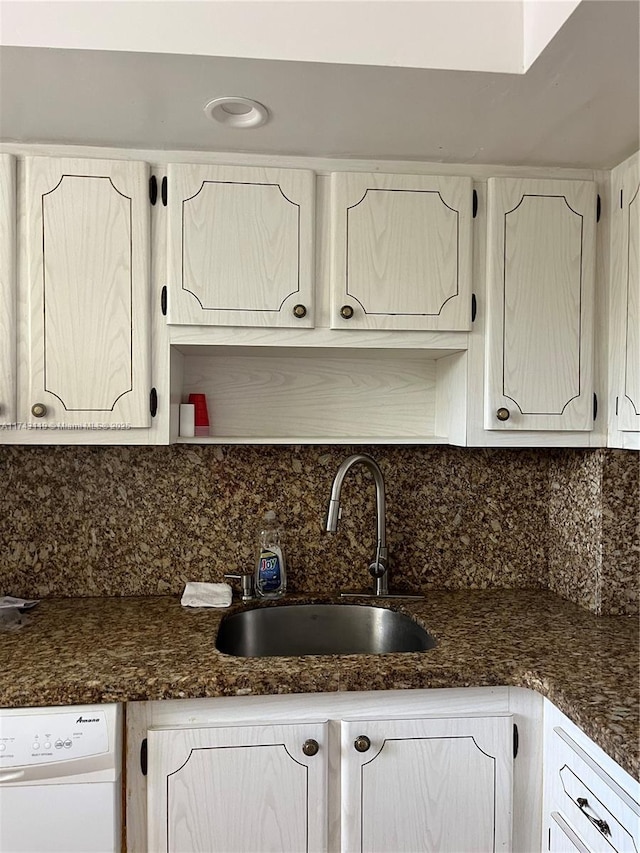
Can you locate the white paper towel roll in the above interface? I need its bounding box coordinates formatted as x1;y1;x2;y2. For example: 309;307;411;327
179;403;195;437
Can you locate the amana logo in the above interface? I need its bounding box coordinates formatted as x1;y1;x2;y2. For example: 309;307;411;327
76;716;100;724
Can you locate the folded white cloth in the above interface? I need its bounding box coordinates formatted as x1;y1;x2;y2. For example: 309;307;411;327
0;596;39;610
180;582;233;608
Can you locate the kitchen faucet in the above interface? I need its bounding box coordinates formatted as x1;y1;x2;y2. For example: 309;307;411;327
325;453;390;596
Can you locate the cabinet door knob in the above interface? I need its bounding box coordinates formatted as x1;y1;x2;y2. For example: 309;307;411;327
496;407;510;421
340;305;355;320
302;739;319;757
292;304;307;319
354;735;371;753
31;403;47;418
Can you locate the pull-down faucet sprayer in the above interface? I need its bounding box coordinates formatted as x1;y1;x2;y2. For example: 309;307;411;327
325;453;389;597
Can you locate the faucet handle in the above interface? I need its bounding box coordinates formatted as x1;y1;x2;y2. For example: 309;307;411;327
368;560;386;579
369;541;389;595
369;540;388;577
224;573;255;602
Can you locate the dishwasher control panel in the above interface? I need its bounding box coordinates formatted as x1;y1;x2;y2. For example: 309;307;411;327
0;708;109;767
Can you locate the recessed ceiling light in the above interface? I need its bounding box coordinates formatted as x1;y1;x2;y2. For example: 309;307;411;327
204;97;270;129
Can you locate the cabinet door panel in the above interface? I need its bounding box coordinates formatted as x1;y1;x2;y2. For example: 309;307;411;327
167;164;315;327
341;715;512;853
147;722;328;853
620;169;640;431
485;178;596;431
0;154;16;425
25;157;150;427
330;172;473;331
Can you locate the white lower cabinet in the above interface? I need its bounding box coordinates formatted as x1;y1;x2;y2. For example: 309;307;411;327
542;701;640;853
340;715;513;853
145;706;513;853
147;722;328;852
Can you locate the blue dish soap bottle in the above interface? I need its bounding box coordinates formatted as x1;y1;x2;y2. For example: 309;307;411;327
255;510;287;599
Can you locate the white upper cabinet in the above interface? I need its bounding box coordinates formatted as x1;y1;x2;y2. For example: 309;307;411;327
330;172;473;331
166;164;315;328
610;154;640;435
25;156;151;428
0;154;16;426
484;177;596;432
6;143;633;447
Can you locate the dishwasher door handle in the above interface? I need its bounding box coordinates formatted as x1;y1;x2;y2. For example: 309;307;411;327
0;769;26;783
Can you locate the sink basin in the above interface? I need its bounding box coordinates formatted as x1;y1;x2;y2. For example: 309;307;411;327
215;603;437;657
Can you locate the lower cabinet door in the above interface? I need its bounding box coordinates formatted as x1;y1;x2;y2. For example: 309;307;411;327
340;715;513;853
147;722;328;853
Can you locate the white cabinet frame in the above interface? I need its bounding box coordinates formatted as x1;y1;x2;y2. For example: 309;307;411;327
129;686;543;853
0;154;16;425
609;152;640;445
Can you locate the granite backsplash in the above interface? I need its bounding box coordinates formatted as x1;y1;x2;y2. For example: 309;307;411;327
0;445;637;615
549;448;639;615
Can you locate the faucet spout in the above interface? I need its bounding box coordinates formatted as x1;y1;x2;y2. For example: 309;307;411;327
324;453;389;596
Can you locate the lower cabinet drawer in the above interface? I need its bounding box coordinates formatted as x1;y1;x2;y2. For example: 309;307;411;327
546;725;639;853
549;812;591;853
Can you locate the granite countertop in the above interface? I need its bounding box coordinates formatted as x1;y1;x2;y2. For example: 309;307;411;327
0;589;637;780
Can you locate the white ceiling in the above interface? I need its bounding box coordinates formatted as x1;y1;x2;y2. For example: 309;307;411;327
0;0;638;168
0;0;582;73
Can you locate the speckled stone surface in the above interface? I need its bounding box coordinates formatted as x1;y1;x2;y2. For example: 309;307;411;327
0;445;550;598
0;445;637;613
549;451;603;612
549;449;639;615
0;591;637;780
601;450;640;615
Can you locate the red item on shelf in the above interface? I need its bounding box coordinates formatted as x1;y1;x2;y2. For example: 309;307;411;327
188;393;210;437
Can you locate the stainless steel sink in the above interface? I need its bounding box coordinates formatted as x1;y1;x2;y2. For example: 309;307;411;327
215;603;437;657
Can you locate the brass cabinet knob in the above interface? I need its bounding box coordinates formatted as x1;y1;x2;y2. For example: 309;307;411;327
292;304;307;319
354;735;371;753
340;305;355;320
496;407;510;422
302;739;319;757
31;403;47;418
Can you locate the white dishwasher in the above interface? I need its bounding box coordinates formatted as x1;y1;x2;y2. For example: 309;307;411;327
0;703;121;853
